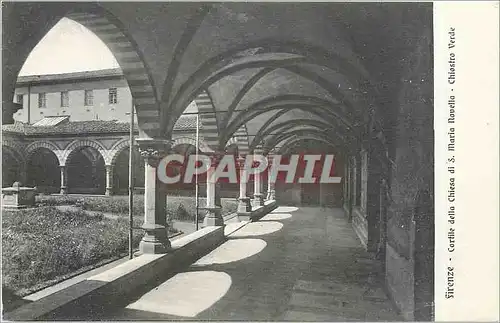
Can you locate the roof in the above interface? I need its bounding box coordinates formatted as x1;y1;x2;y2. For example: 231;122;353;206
2;115;200;136
16;68;124;85
32;116;70;127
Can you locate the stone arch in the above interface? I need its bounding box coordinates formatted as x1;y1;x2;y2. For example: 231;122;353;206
108;139;132;167
25;140;63;165
194;90;220;151
62;139;108;166
65;9;160;136
278;136;340;154
25;141;62;192
2;140;26;164
2;3;159;137
2;141;26;186
165;40;373;134
172;136;213;153
230;125;250;157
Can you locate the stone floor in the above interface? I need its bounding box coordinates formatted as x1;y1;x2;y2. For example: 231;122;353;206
100;206;402;321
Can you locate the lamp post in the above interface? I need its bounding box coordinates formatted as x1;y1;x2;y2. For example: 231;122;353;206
195;112;200;230
127;105;135;259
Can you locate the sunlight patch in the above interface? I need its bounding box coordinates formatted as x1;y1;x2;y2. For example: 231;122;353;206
193;239;267;266
228;221;283;238
272;206;298;213
125;271;231;317
260;213;292;221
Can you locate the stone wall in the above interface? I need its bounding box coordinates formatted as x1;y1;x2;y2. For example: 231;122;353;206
382;7;434;320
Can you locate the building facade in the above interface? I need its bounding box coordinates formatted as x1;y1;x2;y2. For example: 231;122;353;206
14;69;135;124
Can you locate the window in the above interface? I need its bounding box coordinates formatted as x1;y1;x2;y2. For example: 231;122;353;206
84;90;93;106
61;91;69;107
38;93;46;108
16;94;23;105
108;88;118;104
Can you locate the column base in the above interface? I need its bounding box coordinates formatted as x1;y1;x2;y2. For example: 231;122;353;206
139;225;171;254
252;193;265;207
237;197;252;213
60;186;68;195
202;206;224;226
266;190;276;201
105;187;113;196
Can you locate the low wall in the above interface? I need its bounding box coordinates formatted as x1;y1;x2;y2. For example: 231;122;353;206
5;226;226;321
5;202;279;321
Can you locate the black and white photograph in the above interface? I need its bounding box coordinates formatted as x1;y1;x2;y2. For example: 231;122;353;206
1;1;498;322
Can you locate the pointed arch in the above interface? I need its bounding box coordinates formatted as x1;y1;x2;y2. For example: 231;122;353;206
65;9;160;135
194;90;220;151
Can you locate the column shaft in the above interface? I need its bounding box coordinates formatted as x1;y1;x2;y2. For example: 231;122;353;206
203;154;223;226
266;158;275;200
253;171;264;207
60;165;67;195
105;165;113;196
237;157;251;213
137;139;172;254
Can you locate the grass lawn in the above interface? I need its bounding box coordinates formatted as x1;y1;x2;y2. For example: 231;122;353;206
36;194;239;221
2;194;239;297
2;207;143;296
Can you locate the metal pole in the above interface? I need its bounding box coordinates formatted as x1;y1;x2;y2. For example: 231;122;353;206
128;104;135;259
27;83;31;124
195;112;200;231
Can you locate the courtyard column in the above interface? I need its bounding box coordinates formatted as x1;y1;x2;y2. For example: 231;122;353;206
203;153;224;226
136;138;172;254
237;156;252;213
105;165;114;196
266;155;275;200
252;154;265;207
59;165;68;194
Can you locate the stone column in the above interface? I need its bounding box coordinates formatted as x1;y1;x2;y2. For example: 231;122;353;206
252;156;265;207
203;153;224;226
366;151;383;254
137;138;172;254
237;156;252;213
105;165;114;196
59;165;68;194
266;155;275;200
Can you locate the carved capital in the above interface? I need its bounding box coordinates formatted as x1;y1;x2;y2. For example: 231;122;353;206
207;151;225;168
136;138;173;167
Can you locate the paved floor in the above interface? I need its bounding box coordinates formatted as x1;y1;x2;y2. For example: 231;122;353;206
102;206;402;321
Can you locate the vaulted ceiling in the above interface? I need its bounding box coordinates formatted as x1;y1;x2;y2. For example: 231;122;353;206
3;2;432;157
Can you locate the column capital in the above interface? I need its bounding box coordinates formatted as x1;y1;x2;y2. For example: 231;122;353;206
136;138;173;167
206;151;225;167
237;155;247;169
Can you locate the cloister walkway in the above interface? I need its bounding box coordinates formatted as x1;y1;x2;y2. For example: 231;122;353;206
101;206;402;321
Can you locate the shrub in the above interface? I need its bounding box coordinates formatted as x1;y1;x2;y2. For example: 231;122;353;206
2;207;143;295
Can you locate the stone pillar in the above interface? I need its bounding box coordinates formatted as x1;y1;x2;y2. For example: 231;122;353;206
203;153;224;226
59;165;68;194
137;138;172;254
237;156;252;213
105;165;114;196
266;156;275;200
252;166;264;207
366;151;383;254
